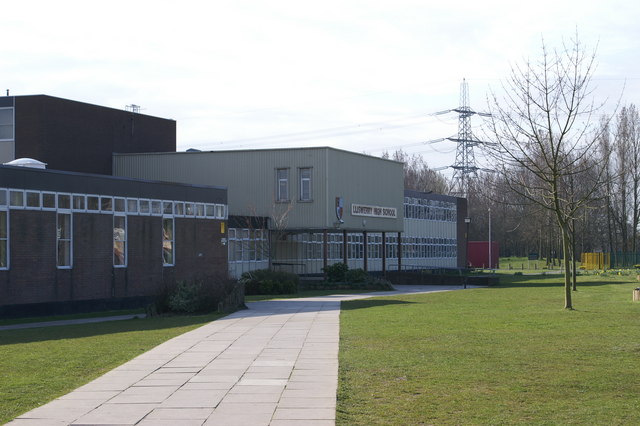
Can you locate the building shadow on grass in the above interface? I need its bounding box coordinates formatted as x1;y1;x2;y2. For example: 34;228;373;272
340;299;416;311
497;274;637;288
0;313;224;345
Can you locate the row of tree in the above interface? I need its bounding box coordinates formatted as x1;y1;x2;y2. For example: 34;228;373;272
388;36;634;309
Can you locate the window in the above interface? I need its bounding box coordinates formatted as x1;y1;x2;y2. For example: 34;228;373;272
276;168;289;202
151;200;162;215
163;201;173;215
26;191;41;209
162;218;174;266
100;196;112;212
73;195;85;211
113;215;127;267
87;196;99;211
127;199;138;214
0;210;7;269
299;168;312;201
114;198;126;213
0;107;14;141
227;228;268;262
40;192;55;210
57;213;72;268
205;204;215;218
139;199;150;215
56;194;70;210
9;190;24;208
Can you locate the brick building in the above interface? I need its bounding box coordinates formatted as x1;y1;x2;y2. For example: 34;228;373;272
0;165;228;317
0;95;176;175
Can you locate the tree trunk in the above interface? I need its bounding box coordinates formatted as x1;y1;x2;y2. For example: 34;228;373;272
571;218;578;291
561;224;573;309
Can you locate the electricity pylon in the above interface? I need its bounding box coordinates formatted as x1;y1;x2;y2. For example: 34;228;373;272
429;79;491;198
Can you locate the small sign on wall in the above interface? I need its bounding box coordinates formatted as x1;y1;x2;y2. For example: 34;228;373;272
351;203;397;219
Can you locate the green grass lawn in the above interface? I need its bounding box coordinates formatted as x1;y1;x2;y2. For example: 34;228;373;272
0;312;224;424
338;274;640;425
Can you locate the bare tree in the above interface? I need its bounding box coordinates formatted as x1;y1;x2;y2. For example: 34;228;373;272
484;35;610;309
382;149;450;194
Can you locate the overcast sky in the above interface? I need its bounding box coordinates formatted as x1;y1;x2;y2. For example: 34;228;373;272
4;0;638;175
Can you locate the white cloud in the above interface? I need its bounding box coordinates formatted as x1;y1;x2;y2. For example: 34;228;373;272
3;0;638;171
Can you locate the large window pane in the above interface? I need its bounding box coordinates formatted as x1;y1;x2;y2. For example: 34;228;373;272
163;218;174;265
57;213;72;267
299;168;312;201
113;216;126;266
276;168;289;201
0;211;7;268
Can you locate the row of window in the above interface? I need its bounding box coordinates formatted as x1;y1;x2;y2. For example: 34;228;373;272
227;229;457;263
404;197;457;222
0;188;227;219
276;167;312;202
228;229;268;262
0;185;228;270
0;209;176;270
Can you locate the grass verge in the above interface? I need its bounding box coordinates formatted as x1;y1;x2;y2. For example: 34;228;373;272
338;274;640;425
0;312;224;424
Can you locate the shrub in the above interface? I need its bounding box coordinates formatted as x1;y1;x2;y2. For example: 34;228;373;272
345;268;368;283
323;262;348;282
240;269;299;295
159;274;245;314
168;280;204;313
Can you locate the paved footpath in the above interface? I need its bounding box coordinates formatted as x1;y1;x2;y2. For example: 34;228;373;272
8;285;470;426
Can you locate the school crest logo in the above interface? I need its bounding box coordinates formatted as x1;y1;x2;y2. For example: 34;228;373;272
335;197;344;221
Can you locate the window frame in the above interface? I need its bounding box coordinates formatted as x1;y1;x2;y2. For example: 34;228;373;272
276;168;290;202
0;106;15;141
298;167;312;202
56;211;73;269
113;213;127;267
0;208;8;270
162;216;175;266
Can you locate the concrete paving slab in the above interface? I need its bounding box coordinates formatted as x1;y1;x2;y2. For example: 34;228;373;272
273;408;335;420
137;420;204;426
71;403;156;425
160;389;227;408
9;285;475;425
270;421;335;426
277;397;336;409
107;386;177;404
6;419;70;426
144;407;213;420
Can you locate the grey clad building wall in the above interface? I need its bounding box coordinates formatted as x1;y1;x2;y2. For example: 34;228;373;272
113;147;468;277
113;147;404;232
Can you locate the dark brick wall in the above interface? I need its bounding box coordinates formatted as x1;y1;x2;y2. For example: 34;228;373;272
0;210;228;312
174;218;228;281
126;215;164;296
0;210;56;305
14;95;176;175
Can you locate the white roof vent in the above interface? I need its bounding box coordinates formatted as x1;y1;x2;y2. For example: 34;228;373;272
3;158;48;169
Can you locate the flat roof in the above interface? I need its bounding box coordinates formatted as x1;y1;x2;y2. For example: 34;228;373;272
0;165;226;204
114;146;404;165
